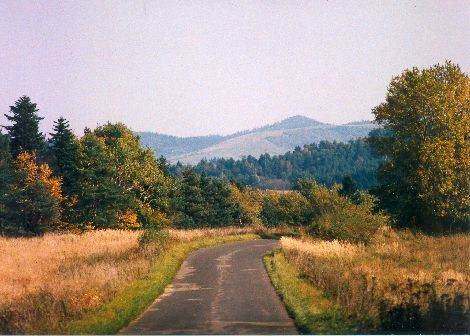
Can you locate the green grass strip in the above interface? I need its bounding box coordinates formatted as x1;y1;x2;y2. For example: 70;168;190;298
264;250;357;334
61;233;259;334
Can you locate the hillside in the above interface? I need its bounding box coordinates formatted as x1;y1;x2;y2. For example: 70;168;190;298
185;138;383;190
137;116;376;164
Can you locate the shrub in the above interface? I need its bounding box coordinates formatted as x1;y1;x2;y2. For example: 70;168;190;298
139;211;171;246
261;191;312;227
295;179;388;243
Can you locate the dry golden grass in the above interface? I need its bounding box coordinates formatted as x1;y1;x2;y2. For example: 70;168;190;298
0;230;140;304
169;226;255;242
280;229;470;333
0;227;254;333
0;230;150;332
280;236;363;258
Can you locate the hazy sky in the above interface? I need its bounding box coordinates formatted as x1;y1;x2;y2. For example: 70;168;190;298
0;1;468;137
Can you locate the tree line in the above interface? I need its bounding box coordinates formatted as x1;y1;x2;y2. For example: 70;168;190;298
1;61;468;236
0;97;243;236
171;138;383;190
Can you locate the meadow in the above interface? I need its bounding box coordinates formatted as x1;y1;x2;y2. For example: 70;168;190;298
0;227;255;333
279;229;470;333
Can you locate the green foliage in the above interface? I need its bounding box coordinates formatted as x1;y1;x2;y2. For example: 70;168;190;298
1;102;174;234
261;191;312;227
264;251;358;334
369;61;469;232
338;176;363;205
187;138;383;190
0;150;18;234
1;97;61;235
172;169;242;228
73;132;133;228
258;179;388;243
48;117;79;194
227;184;264;226
296;179;389;244
0;152;62;236
0;131;10;161
94;123;174;217
139;211;171;245
69;123;174;229
3;96;45;158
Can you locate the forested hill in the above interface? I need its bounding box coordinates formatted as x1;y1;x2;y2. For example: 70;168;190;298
137;116;376;164
137;132;225;158
171;138;383;190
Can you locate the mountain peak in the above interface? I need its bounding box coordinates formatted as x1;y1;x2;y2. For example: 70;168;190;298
261;115;325;131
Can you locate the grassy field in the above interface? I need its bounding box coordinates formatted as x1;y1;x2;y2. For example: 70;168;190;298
278;228;470;333
264;250;357;334
0;227;257;334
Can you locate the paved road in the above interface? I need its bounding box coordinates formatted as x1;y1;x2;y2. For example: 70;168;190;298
120;239;298;335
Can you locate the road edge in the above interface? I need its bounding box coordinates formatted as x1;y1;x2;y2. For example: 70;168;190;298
60;234;260;334
263;249;358;334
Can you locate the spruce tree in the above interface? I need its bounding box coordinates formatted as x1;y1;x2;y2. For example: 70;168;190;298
3;96;45;158
49;117;78;193
339;176;362;204
0;130;10;162
173;168;205;228
0;130;16;234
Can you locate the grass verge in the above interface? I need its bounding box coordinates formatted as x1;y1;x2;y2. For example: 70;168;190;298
264;249;357;334
61;233;259;334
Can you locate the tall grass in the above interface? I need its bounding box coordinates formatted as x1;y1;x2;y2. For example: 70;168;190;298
0;227;255;333
280;229;470;333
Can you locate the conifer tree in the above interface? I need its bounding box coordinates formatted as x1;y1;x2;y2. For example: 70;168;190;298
48;117;79;193
172;168;205;228
3;96;45;158
339;176;362;204
0;130;15;233
0;130;10;162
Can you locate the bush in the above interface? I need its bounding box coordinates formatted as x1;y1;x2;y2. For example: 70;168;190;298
296;179;389;244
261;191;312;227
227;184;264;227
138;211;171;246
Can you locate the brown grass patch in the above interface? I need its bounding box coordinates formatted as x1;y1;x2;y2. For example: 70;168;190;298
0;227;255;333
280;228;470;333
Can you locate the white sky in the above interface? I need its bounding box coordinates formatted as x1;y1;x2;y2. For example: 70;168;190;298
1;0;469;136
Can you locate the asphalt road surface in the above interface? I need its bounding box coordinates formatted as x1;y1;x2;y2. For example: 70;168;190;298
120;239;298;335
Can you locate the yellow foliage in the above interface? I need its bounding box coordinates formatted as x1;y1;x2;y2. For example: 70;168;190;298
228;184;264;226
38;164;63;201
371;61;469;227
15;151;63;202
15;151;38;185
118;209;141;229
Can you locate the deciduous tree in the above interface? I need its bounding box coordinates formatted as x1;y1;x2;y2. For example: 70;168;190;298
370;61;469;232
0;151;63;235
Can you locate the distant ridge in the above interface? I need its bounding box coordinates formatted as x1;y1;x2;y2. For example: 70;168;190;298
137;115;377;164
256;115;326;131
